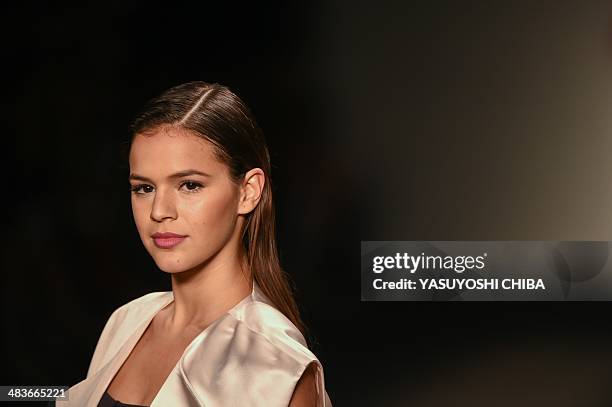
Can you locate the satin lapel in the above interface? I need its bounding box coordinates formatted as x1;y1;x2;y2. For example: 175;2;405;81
149;358;204;407
150;282;261;407
66;283;263;406
61;293;175;406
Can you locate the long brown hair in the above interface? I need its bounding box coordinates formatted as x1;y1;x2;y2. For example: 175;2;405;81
127;81;307;338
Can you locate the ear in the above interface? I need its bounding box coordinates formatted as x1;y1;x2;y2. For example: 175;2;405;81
238;168;265;215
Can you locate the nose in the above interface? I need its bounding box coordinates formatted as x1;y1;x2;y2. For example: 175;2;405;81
150;187;178;222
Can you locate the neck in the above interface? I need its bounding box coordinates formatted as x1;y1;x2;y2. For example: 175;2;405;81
166;241;252;333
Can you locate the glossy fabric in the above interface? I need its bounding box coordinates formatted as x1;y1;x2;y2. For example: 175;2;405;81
57;282;332;407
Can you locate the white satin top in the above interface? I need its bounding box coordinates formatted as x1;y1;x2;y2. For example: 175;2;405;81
57;281;332;406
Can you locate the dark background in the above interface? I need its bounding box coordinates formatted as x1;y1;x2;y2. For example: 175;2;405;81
3;1;612;406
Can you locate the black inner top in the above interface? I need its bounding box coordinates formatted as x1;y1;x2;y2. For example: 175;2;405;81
97;390;148;407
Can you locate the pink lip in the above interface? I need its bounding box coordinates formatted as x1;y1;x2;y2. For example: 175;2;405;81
151;232;187;249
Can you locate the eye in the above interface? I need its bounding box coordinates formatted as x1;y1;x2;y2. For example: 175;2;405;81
130;184;154;195
180;180;203;193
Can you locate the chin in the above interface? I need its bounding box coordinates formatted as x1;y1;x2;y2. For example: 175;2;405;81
150;253;196;274
157;264;189;274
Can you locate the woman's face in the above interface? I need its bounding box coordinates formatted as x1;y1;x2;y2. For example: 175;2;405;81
128;126;242;274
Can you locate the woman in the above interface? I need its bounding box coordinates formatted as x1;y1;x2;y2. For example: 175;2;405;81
57;82;332;406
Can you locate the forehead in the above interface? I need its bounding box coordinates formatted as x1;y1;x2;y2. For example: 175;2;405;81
129;126;226;176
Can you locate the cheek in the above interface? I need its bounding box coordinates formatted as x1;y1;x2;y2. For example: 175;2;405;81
182;191;238;236
131;198;150;232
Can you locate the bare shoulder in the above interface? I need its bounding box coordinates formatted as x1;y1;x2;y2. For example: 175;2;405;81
288;362;318;407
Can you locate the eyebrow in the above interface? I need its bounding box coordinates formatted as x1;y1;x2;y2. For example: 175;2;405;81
128;169;212;183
